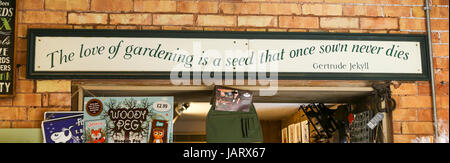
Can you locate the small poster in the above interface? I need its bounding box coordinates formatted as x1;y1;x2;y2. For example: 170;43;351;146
301;120;309;143
83;97;174;143
213;86;253;112
288;124;296;143
281;127;288;143
84;119;107;143
295;122;302;143
41;114;84;143
44;111;83;120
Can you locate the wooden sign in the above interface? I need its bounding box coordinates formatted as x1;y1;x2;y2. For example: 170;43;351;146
0;0;15;96
27;29;430;81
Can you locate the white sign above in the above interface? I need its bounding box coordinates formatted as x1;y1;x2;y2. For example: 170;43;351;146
27;30;430;80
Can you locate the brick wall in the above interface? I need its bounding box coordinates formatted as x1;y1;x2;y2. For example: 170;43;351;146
1;0;448;143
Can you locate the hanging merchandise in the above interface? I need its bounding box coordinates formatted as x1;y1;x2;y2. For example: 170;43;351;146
299;103;338;142
83;97;174;143
206;86;263;143
349;110;374;143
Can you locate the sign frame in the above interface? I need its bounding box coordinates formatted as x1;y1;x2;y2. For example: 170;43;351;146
0;0;16;97
26;29;431;81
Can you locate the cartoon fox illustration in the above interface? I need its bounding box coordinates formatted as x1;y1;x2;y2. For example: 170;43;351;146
90;128;105;143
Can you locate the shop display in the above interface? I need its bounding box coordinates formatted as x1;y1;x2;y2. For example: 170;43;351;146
83;97;174;143
213;86;253;112
41;114;84;143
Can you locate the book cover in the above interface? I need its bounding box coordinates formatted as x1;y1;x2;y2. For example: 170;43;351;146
83;97;174;143
41;114;84;143
84;119;107;143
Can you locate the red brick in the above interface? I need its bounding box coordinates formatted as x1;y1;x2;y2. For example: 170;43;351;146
432;0;449;5
68;13;108;25
391;83;418;95
11;121;41;128
383;6;411;17
364;0;403;4
302;4;342;16
45;0;90;11
436;82;449;96
279;16;319;28
48;93;72;107
393;122;402;134
134;0;176;12
394;134;421;143
109;14;152;25
343;5;382;16
431;19;449;31
16;38;27;52
440;32;449;43
197;15;236;27
219;2;260;14
412;7;426;17
15;51;27;65
402;0;425;5
432;45;449;57
393;109;417;121
18;0;44;10
177;1;218;13
0;98;12;106
361;17;398;29
260;3;301;15
153;14;194;26
0;121;10;128
13;94;42;107
437;109;449;121
0;107;27;120
436;96;449;109
238;16;277;27
91;0;133;12
435;69;449;83
27;107;71;121
16;80;34;93
399;96;432;108
431;7;450;18
417;108;433;121
36;80;71;93
28;24;73;29
20;11;67;24
402;122;434;134
400;18;426;30
320;17;359;29
417;82;431;95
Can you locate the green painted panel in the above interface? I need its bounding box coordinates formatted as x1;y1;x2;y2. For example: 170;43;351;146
0;128;43;143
